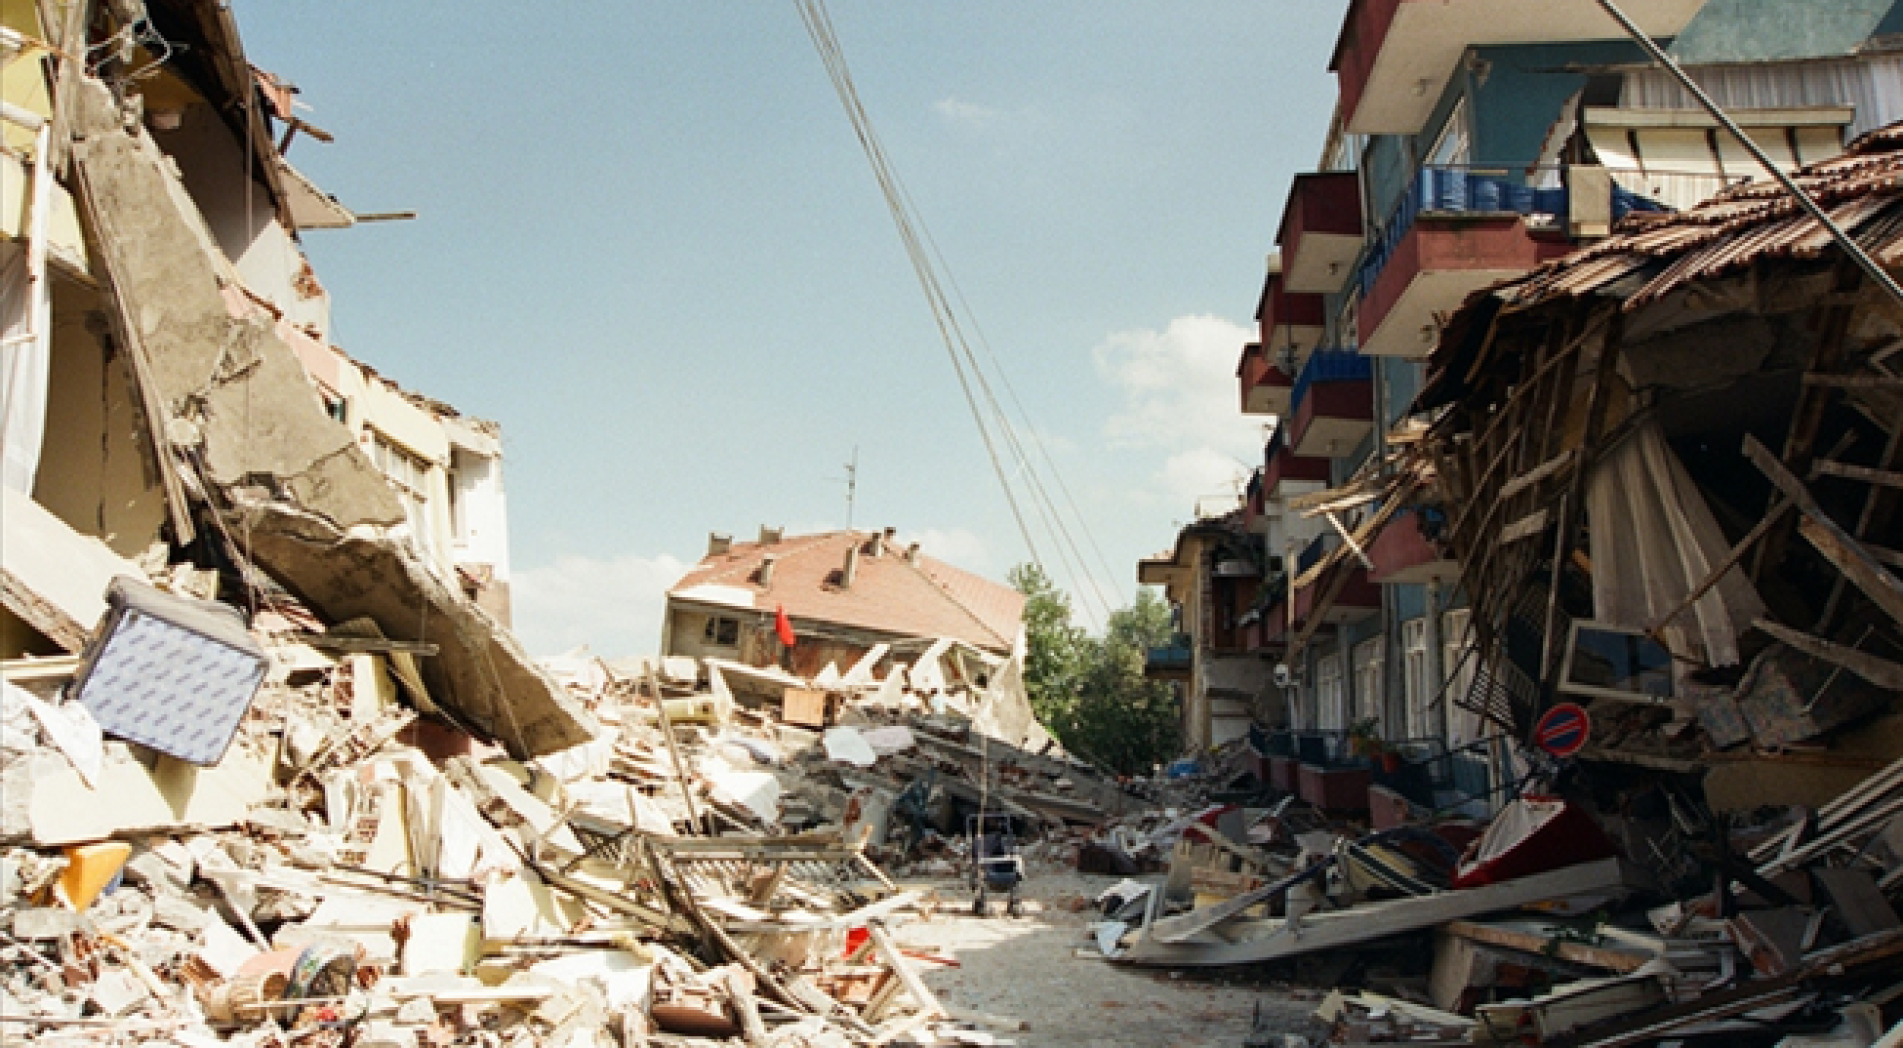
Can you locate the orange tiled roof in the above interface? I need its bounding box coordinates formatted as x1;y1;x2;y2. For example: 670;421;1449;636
666;531;1024;653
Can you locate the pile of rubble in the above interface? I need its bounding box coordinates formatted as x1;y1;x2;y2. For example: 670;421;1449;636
0;570;1130;1046
1064;738;1903;1046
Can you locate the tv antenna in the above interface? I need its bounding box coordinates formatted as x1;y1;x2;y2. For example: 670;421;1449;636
843;446;858;530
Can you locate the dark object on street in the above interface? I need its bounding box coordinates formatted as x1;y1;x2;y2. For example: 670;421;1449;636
968;813;1024;917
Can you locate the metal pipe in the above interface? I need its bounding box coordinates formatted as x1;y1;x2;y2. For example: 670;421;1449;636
1595;0;1903;310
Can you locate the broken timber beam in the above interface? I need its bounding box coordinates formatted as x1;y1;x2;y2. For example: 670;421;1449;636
1121;858;1628;968
1743;434;1903;628
1753;619;1903;690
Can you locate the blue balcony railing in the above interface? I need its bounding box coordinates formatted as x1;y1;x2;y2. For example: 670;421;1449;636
1289;349;1374;420
1145;635;1193;674
1355;165;1667;302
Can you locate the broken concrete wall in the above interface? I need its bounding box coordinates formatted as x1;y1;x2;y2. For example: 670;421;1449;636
33;276;170;558
237;501;598;757
68;79;399;524
61;77;595;757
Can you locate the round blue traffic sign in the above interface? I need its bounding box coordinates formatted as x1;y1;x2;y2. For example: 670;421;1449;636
1534;702;1590;758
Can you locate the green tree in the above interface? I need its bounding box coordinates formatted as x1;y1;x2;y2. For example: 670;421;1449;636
1070;590;1182;775
1010;566;1183;775
1009;562;1086;730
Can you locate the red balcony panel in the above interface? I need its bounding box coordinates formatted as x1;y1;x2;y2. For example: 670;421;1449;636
1329;0;1705;136
1359;215;1574;359
1264;442;1331;495
1238;343;1295;417
1278;173;1365;294
1258;276;1326;366
1294;566;1380;625
1288;377;1374;459
1368;508;1459;585
1298;763;1372;813
1328;0;1401;137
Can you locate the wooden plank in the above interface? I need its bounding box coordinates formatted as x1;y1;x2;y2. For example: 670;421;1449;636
646;665;705;834
1752;618;1903;690
1124;859;1629;967
1499;508;1550;544
1441;923;1655;975
1813;458;1903;490
1797;515;1903;627
1744;434;1903;627
1802;373;1903;390
1498;449;1578;502
867;924;947;1022
781;688;829;728
1813;868;1901;938
1326;510;1376;571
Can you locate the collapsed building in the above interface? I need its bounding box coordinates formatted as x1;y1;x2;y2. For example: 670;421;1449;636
663;528;1049;754
0;0;590;756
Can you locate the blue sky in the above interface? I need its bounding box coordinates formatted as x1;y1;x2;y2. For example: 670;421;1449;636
236;2;1349;655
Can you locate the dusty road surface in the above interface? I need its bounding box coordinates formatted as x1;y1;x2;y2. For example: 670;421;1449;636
888;870;1325;1047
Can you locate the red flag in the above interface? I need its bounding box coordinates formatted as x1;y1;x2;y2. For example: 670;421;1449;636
774;605;797;647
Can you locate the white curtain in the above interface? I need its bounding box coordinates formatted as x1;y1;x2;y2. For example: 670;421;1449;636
1587;420;1765;667
1623;55;1902;141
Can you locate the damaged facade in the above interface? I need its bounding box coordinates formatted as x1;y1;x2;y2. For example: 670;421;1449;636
1099;2;1903;1043
662;528;1048;752
0;0;574;756
1151;0;1903;811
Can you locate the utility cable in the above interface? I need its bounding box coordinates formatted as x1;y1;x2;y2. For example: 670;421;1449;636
795;0;1122;627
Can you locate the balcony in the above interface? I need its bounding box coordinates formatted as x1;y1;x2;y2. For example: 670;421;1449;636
1328;0;1705;136
1295;562;1382;624
1257;270;1326;368
1277;172;1365;295
1263;433;1331;498
1145;634;1193;681
1286;351;1374;459
1367;507;1459;585
1237;342;1295;417
1242;469;1267;534
1356;167;1586;359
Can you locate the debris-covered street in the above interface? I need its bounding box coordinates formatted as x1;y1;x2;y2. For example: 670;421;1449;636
10;0;1903;1046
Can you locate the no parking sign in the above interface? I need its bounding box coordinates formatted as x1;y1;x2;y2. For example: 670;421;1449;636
1534;702;1590;758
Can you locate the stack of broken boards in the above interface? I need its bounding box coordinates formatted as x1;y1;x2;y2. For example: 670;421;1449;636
1101;755;1903;1046
0;631;1005;1047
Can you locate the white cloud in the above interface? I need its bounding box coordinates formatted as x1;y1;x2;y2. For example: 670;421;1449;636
509;552;690;659
1092;315;1262;519
1156;446;1251;516
1094;314;1260;454
934;96;1004;130
910;526;993;577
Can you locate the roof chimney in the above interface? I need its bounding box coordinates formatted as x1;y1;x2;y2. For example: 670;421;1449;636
758;554;776;587
905;542;921;566
759;525;783;545
868;530;885;557
708;532;732;557
841;543;859;590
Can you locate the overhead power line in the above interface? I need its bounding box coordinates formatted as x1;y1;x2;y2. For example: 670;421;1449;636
794;0;1119;626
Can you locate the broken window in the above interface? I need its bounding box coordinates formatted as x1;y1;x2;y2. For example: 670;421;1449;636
703;616;739;647
1559;621;1675;705
368;432;436;563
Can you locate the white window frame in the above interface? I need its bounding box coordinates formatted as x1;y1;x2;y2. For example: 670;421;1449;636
1402;618;1430;740
369;432;436;563
1441;608;1482;747
703;615;740;647
1316;654;1345;731
1427;97;1472;168
1352;637;1385;731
